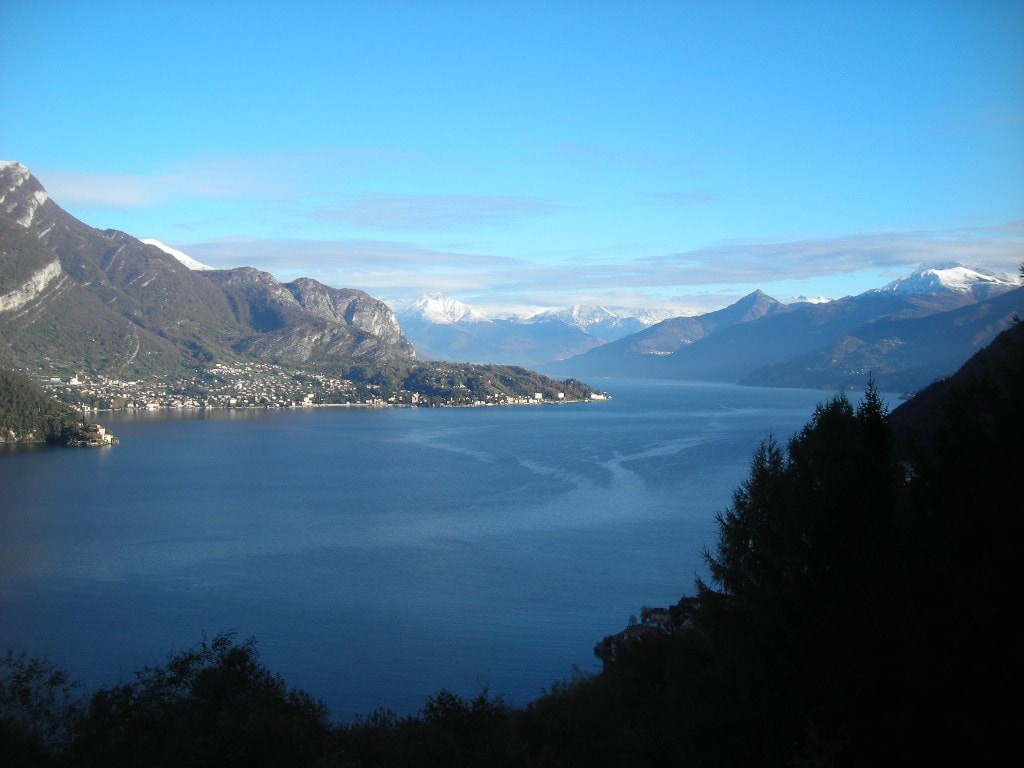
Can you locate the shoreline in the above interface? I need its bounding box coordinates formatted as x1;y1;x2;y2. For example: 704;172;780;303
76;396;609;415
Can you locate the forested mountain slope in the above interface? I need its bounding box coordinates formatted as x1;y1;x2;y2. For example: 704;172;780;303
0;162;415;378
0;366;83;443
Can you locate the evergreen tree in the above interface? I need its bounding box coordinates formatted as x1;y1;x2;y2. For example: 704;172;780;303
698;384;903;763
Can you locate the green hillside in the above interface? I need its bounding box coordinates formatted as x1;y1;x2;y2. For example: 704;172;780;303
0;367;83;444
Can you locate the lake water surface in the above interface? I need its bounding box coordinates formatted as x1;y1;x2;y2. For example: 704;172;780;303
0;380;845;720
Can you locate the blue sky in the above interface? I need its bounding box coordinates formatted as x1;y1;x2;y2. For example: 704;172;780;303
2;1;1022;314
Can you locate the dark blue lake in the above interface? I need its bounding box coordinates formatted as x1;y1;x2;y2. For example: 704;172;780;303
0;380;854;720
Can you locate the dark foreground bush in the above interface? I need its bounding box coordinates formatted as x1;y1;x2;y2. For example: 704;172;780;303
2;633;330;768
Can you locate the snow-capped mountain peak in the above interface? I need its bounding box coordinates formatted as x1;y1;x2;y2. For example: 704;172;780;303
0;159;32;183
397;292;490;324
140;238;214;271
1;160;49;227
534;304;682;328
526;304;685;343
789;295;833;304
875;264;1015;296
531;305;613;327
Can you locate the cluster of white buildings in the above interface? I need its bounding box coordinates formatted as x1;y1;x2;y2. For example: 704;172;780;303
42;363;367;411
37;362;606;411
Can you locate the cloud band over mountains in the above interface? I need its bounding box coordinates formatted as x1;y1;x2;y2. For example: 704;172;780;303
315;194;568;231
32;157;1022;313
181;225;1023;311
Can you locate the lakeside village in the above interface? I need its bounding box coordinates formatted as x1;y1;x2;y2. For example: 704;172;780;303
40;361;609;413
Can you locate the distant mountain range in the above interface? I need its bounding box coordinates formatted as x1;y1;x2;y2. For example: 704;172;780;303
391;265;1021;394
391;294;682;366
2;160;1019;394
545;265;1021;393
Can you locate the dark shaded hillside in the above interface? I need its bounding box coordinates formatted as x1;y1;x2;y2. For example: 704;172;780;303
607;289;787;356
547;289;787;377
889;319;1024;458
655;288;988;382
550;277;1019;391
743;286;1024;391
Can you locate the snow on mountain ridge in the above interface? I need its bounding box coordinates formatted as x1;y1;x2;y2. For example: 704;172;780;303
140;239;214;271
875;264;1015;295
532;304;683;327
397;292;491;324
0;160;30;176
391;294;688;331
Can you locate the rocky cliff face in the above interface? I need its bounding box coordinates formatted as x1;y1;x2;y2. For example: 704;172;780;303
286;277;413;353
0;161;50;228
204;268;416;363
0;162;416;376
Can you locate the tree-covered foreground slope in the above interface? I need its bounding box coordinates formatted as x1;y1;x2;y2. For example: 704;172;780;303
3;325;1021;766
0;367;83;444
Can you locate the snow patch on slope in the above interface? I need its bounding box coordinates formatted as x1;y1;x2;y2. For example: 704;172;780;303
141;238;214;271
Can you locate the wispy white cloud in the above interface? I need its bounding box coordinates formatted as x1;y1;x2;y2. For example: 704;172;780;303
176;224;1023;313
639;228;1024;286
315;194;569;231
33;148;444;210
185;237;516;274
417;227;1023;300
46;145;1016;310
37;158;291;209
36;171;159;208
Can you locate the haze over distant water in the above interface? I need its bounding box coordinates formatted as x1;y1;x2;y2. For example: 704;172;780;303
0;381;856;719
